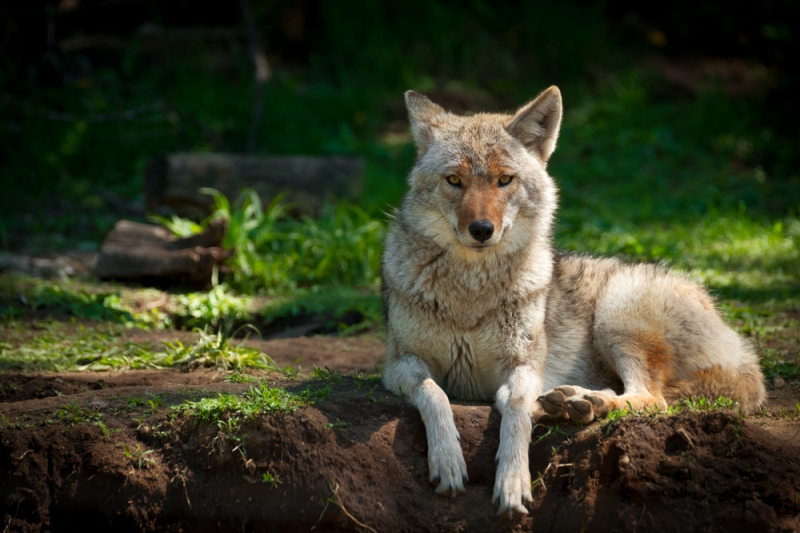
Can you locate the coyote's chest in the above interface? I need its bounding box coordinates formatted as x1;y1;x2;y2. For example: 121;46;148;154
396;262;521;399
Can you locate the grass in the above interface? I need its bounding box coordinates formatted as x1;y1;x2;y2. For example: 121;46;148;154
0;320;285;373
52;400;105;425
154;188;384;296
602;396;744;432
0;2;797;379
123;444;156;470
170;380;314;423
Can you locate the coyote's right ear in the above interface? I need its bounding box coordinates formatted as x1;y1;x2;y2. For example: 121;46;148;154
405;91;446;156
506;86;563;162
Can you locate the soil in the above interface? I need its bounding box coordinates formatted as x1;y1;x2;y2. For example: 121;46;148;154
1;336;800;532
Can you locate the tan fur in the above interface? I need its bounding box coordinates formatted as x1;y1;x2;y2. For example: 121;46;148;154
382;87;766;519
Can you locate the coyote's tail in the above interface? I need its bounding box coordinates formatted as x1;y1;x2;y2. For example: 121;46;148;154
664;362;766;414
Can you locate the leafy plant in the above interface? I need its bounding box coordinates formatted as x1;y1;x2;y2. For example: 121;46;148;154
123;444;156;470
261;472;282;488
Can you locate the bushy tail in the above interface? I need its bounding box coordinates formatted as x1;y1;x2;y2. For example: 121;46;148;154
665;363;766;414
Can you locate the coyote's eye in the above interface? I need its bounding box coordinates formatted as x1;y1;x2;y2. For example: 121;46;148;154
498;175;514;186
446;175;462;187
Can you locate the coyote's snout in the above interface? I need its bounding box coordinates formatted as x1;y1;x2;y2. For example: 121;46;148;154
382;86;765;520
447;162;510;247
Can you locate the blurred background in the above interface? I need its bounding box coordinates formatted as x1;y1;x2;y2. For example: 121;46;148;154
0;1;798;350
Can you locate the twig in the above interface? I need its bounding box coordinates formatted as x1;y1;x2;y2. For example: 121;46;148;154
238;0;270;153
314;483;377;533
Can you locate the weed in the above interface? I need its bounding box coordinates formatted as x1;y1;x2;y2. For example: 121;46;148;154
171;381;308;424
532;423;571;445
261;472;282;488
0;319;284;373
123;444;156;469
310;366;343;383
162;327;285;372
94;420;121;438
53;400;103;425
326;419;347;429
1;415;33;430
603;396;742;433
226;372;261;383
353;373;386;403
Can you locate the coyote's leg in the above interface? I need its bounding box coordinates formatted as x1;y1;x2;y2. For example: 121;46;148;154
539;343;667;424
383;356;468;497
493;365;540;518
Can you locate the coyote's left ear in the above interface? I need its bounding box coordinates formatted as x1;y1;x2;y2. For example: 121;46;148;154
405;91;447;156
506;86;562;162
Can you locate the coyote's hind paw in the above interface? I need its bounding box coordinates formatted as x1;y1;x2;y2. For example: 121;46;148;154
538;386;611;424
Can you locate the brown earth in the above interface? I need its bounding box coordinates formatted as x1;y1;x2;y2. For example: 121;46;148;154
1;337;800;532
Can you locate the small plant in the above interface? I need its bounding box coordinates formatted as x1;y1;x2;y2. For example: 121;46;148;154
261;472;282;488
171;381;309;424
53;400;104;425
123;444;156;469
94;420;121;438
226;372;261;383
677;396;740;412
532;423;571;445
326;418;347;429
353;373;387;403
311;365;343;383
1;415;32;430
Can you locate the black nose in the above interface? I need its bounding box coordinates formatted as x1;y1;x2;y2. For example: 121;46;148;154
468;219;494;243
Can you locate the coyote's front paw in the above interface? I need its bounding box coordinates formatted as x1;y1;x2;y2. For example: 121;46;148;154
428;435;468;497
538;386;610;424
492;457;532;520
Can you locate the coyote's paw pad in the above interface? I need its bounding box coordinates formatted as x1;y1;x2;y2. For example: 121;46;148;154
428;436;468;498
538;386;611;424
538;386;579;419
492;461;532;520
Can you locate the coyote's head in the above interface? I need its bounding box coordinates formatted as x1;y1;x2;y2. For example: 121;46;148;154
402;87;561;255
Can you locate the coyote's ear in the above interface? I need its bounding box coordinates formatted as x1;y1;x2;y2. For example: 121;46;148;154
405;91;446;156
506;86;562;162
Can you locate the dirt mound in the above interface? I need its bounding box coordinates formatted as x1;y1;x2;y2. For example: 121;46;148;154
2;377;799;532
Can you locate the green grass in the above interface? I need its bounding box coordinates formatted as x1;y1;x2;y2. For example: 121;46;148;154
0;1;797;379
170;380;318;423
603;396;743;431
156;188;384;295
0;320;284;373
52;400;105;425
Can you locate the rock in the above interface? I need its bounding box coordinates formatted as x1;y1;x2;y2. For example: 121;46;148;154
665;427;694;454
773;376;786;390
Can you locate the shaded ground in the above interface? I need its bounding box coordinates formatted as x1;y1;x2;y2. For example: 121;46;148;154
1;343;799;532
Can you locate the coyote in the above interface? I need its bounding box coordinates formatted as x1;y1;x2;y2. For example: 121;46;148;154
381;86;766;518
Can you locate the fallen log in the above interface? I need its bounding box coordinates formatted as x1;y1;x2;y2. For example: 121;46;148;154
145;153;363;217
94;218;231;284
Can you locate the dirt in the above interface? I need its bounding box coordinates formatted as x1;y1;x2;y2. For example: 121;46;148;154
1;333;800;532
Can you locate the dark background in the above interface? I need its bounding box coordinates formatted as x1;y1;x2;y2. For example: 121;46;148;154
1;0;798;253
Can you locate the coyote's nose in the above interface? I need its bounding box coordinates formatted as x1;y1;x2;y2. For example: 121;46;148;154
468;220;494;243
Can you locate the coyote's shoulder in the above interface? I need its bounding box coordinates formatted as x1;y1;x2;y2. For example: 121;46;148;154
381;86;765;518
